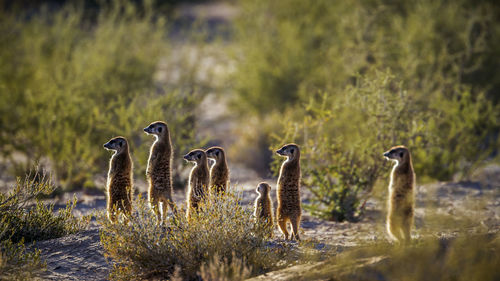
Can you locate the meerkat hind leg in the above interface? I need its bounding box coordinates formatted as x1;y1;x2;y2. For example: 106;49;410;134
388;218;404;243
150;196;162;223
402;218;412;244
290;216;300;241
278;216;289;240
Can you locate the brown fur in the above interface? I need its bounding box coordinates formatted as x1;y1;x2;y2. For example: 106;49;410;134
254;182;274;228
104;137;133;223
206;146;229;194
384;145;415;243
184;149;210;219
144;121;177;224
276;143;302;240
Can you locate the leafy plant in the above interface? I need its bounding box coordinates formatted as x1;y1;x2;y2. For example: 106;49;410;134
0;239;45;280
99;191;286;280
0;170;90;243
0;0;207;189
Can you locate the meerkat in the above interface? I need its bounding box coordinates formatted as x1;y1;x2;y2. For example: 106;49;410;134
144;121;177;224
103;136;133;223
183;149;210;219
276;143;302;241
383;145;415;244
205;146;229;194
254;182;274;228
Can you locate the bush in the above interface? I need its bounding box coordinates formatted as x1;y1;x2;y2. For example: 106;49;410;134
0;170;90;243
271;70;500;221
233;0;500;116
99;191;286;280
0;0;206;189
0;239;45;280
234;0;500;183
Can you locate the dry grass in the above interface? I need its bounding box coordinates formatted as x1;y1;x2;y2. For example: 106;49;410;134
99;190;290;280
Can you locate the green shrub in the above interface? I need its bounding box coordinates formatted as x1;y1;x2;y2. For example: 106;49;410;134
99;191;286;280
234;0;500;183
233;0;500;116
272;70;499;221
0;171;90;243
0;239;45;280
0;0;206;189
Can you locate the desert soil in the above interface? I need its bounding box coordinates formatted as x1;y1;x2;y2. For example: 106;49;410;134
31;165;500;280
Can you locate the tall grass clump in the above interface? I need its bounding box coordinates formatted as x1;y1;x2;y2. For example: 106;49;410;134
0;0;206;189
301;234;500;281
99;191;286;280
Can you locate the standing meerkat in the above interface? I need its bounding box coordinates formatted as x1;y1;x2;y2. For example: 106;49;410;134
144;121;177;224
103;136;133;223
183;149;210;219
383;145;415;244
276;143;302;241
254;182;274;228
205;146;229;194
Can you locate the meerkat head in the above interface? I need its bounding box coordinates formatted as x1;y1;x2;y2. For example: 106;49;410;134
205;146;225;161
256;182;271;195
276;143;300;160
144;121;169;139
103;136;128;154
183;149;206;164
383;145;410;165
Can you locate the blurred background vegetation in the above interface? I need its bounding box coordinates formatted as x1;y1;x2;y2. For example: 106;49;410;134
0;0;499;219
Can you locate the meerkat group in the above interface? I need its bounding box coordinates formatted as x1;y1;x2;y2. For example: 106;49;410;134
103;121;415;244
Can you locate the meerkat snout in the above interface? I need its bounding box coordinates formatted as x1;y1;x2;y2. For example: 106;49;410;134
276;144;298;158
383;147;407;162
184;150;203;162
103;138;126;152
144;121;167;136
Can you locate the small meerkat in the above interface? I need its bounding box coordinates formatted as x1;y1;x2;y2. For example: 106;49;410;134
103;136;133;223
144;121;177;224
254;182;274;228
183;149;210;219
205;146;230;194
276;143;302;241
383;145;415;244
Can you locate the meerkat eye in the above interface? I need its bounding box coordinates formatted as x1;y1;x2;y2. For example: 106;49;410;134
216;150;220;156
197;153;201;159
290;148;294;153
399;152;404;158
119;141;123;147
158;127;163;133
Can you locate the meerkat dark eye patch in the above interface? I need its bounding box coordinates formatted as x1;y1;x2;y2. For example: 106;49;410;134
119;141;123;147
216;150;220;156
158;127;163;133
290;148;294;153
399;152;403;158
197;153;201;159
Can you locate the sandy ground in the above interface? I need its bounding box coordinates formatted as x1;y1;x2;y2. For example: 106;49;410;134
31;165;500;280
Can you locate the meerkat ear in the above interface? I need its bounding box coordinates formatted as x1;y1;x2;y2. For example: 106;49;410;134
399;152;404;158
216;150;220;156
197;153;201;159
158;127;163;133
119;141;123;147
290;148;295;154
